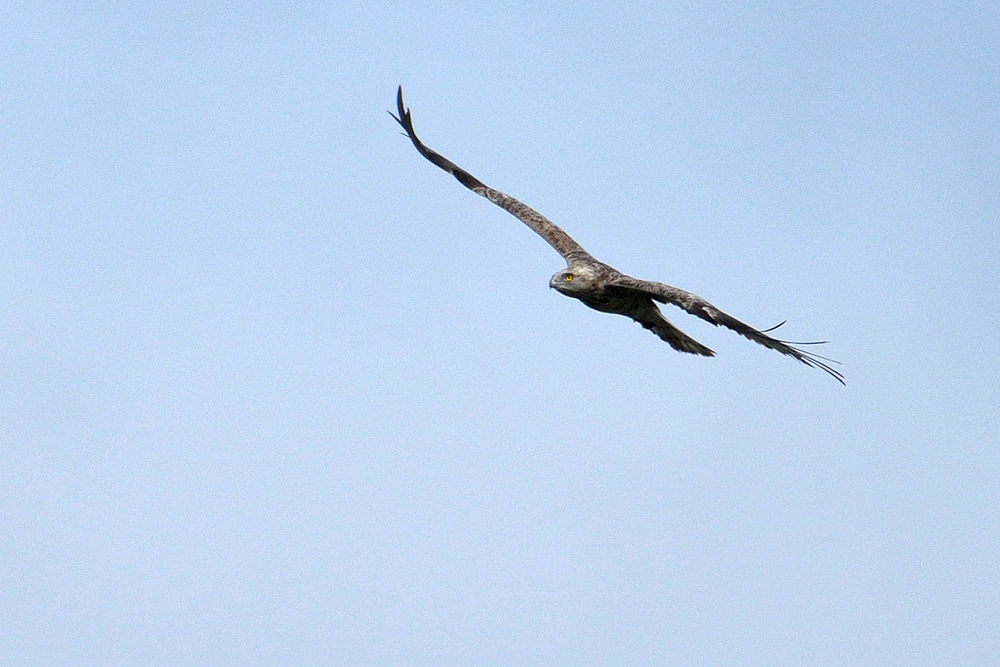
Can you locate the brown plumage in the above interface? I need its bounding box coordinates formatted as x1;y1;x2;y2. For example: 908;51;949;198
390;86;844;384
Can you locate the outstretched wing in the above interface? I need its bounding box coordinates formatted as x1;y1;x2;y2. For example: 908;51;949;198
390;86;592;263
610;276;845;384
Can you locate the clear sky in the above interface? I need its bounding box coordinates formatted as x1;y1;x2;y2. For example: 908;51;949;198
2;1;998;665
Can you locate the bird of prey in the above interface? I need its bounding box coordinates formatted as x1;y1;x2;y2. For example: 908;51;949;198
390;86;844;384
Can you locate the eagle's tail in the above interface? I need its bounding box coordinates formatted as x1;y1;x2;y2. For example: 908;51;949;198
639;310;715;357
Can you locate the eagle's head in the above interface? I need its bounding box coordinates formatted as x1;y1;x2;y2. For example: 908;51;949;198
549;266;597;296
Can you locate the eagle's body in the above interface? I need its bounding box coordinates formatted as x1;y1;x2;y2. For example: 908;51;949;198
391;87;843;384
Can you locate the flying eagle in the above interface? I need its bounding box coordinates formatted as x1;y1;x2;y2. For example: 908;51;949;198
390;87;843;384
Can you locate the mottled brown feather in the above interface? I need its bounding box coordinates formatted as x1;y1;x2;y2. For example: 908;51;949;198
390;87;591;263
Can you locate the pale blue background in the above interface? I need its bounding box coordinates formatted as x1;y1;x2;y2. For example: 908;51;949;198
2;1;998;665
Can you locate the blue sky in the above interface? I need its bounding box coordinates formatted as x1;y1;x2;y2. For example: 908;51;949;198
2;1;998;665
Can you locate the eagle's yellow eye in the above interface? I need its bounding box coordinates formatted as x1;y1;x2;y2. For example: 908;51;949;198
565;274;574;282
